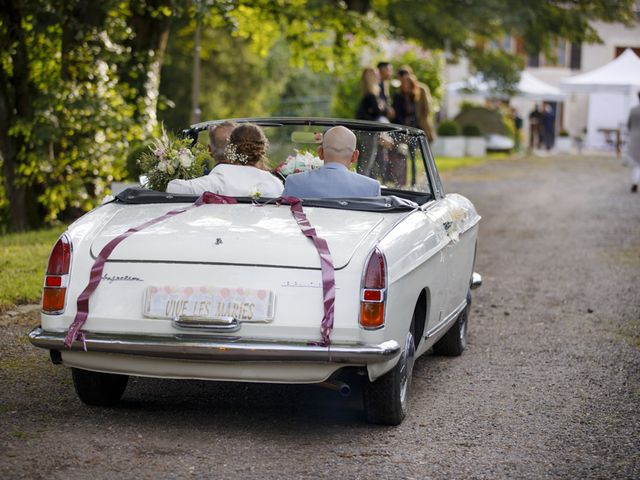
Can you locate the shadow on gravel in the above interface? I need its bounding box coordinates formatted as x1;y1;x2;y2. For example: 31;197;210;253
91;351;457;430
113;376;367;428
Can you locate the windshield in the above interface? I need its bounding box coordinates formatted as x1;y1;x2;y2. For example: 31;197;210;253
196;122;432;196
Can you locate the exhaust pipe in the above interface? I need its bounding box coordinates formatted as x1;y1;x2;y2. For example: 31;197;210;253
320;379;351;397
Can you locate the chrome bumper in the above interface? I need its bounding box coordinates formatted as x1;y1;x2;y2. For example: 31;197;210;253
28;327;400;364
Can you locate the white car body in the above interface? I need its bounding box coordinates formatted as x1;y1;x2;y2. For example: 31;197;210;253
30;118;481;425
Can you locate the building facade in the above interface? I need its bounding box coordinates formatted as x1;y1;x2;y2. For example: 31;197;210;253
445;10;640;149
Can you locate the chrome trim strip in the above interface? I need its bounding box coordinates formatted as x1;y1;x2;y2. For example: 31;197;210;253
425;300;467;339
172;316;241;332
360;288;386;303
28;328;400;364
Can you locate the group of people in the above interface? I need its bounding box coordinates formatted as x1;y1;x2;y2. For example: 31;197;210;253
356;62;435;142
528;104;556;151
166;123;380;199
355;62;434;186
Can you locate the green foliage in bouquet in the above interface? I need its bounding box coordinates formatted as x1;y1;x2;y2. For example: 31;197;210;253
137;130;210;192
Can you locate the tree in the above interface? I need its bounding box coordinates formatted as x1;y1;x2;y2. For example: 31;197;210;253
376;0;637;91
0;1;142;230
1;0;636;230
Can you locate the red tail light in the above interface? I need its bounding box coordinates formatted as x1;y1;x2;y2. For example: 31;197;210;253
360;247;386;329
42;234;72;314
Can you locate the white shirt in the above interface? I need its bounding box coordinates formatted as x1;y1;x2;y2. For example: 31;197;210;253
166;164;284;197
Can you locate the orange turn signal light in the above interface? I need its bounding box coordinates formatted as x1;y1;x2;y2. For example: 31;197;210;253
42;287;67;313
360;302;385;329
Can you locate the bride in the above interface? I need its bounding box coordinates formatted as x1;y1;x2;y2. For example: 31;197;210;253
167;123;284;197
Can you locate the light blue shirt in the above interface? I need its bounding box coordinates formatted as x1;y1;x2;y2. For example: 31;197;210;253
282;163;381;198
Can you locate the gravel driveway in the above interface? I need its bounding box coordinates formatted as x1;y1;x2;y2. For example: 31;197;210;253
1;154;639;479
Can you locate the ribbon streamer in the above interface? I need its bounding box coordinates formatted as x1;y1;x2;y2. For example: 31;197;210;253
64;192;237;348
277;196;336;346
63;192;336;349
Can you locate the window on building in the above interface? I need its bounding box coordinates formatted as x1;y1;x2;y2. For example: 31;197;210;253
539;38;570;67
615;46;640;57
569;43;582;70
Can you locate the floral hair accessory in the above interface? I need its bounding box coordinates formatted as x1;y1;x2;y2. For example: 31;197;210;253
225;143;249;165
137;125;209;191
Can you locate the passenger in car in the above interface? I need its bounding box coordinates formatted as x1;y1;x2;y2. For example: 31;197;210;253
167;123;284;197
282;126;381;198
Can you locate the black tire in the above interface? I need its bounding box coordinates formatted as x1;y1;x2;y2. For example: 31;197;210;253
433;293;470;357
71;368;129;406
363;330;415;426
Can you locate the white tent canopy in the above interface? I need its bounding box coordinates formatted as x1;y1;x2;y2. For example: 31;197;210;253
448;71;565;101
560;49;640;149
560;49;640;93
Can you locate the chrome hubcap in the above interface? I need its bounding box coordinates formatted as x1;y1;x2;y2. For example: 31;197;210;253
399;332;416;408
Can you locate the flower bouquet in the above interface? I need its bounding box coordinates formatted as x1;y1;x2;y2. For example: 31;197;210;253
274;149;324;179
137;129;210;191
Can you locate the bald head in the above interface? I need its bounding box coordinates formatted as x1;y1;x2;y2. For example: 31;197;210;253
320;126;359;166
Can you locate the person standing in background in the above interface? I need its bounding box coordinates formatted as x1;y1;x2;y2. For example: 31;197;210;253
511;107;523;151
541;104;556;150
356;68;392;176
391;73;422;186
377;62;393;108
627;92;640;193
356;68;392;122
528;105;542;151
398;66;435;142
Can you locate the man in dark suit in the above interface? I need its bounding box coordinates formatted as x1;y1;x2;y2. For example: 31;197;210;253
377;61;393;105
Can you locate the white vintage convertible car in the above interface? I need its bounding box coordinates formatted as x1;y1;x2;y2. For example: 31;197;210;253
29;118;481;425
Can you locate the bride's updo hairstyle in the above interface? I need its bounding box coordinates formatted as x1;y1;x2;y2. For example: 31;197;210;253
225;123;269;166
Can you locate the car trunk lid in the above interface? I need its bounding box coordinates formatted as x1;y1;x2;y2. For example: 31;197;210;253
90;203;398;269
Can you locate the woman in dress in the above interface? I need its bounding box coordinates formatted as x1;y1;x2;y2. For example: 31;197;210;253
167;123;284;197
388;73;421;186
355;68;393;176
356;68;391;122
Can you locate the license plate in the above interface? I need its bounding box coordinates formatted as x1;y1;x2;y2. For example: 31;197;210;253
143;286;275;321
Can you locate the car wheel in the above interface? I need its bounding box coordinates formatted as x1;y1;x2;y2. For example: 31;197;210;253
364;329;416;426
71;368;129;406
433;293;470;357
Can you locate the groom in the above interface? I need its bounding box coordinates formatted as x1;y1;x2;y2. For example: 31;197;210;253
283;126;381;198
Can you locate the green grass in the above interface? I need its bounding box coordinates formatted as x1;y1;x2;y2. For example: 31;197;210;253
0;227;65;311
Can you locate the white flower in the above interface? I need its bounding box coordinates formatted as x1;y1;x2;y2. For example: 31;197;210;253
166;162;175;175
248;186;262;198
157;160;168;173
178;149;194;168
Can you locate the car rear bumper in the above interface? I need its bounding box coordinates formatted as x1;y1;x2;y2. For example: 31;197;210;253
28;327;400;364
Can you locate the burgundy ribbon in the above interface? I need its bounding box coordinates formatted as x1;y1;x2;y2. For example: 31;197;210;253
63;192;336;349
64;192;237;348
277;196;335;346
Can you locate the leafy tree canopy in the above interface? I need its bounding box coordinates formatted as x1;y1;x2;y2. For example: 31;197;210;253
1;0;637;231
